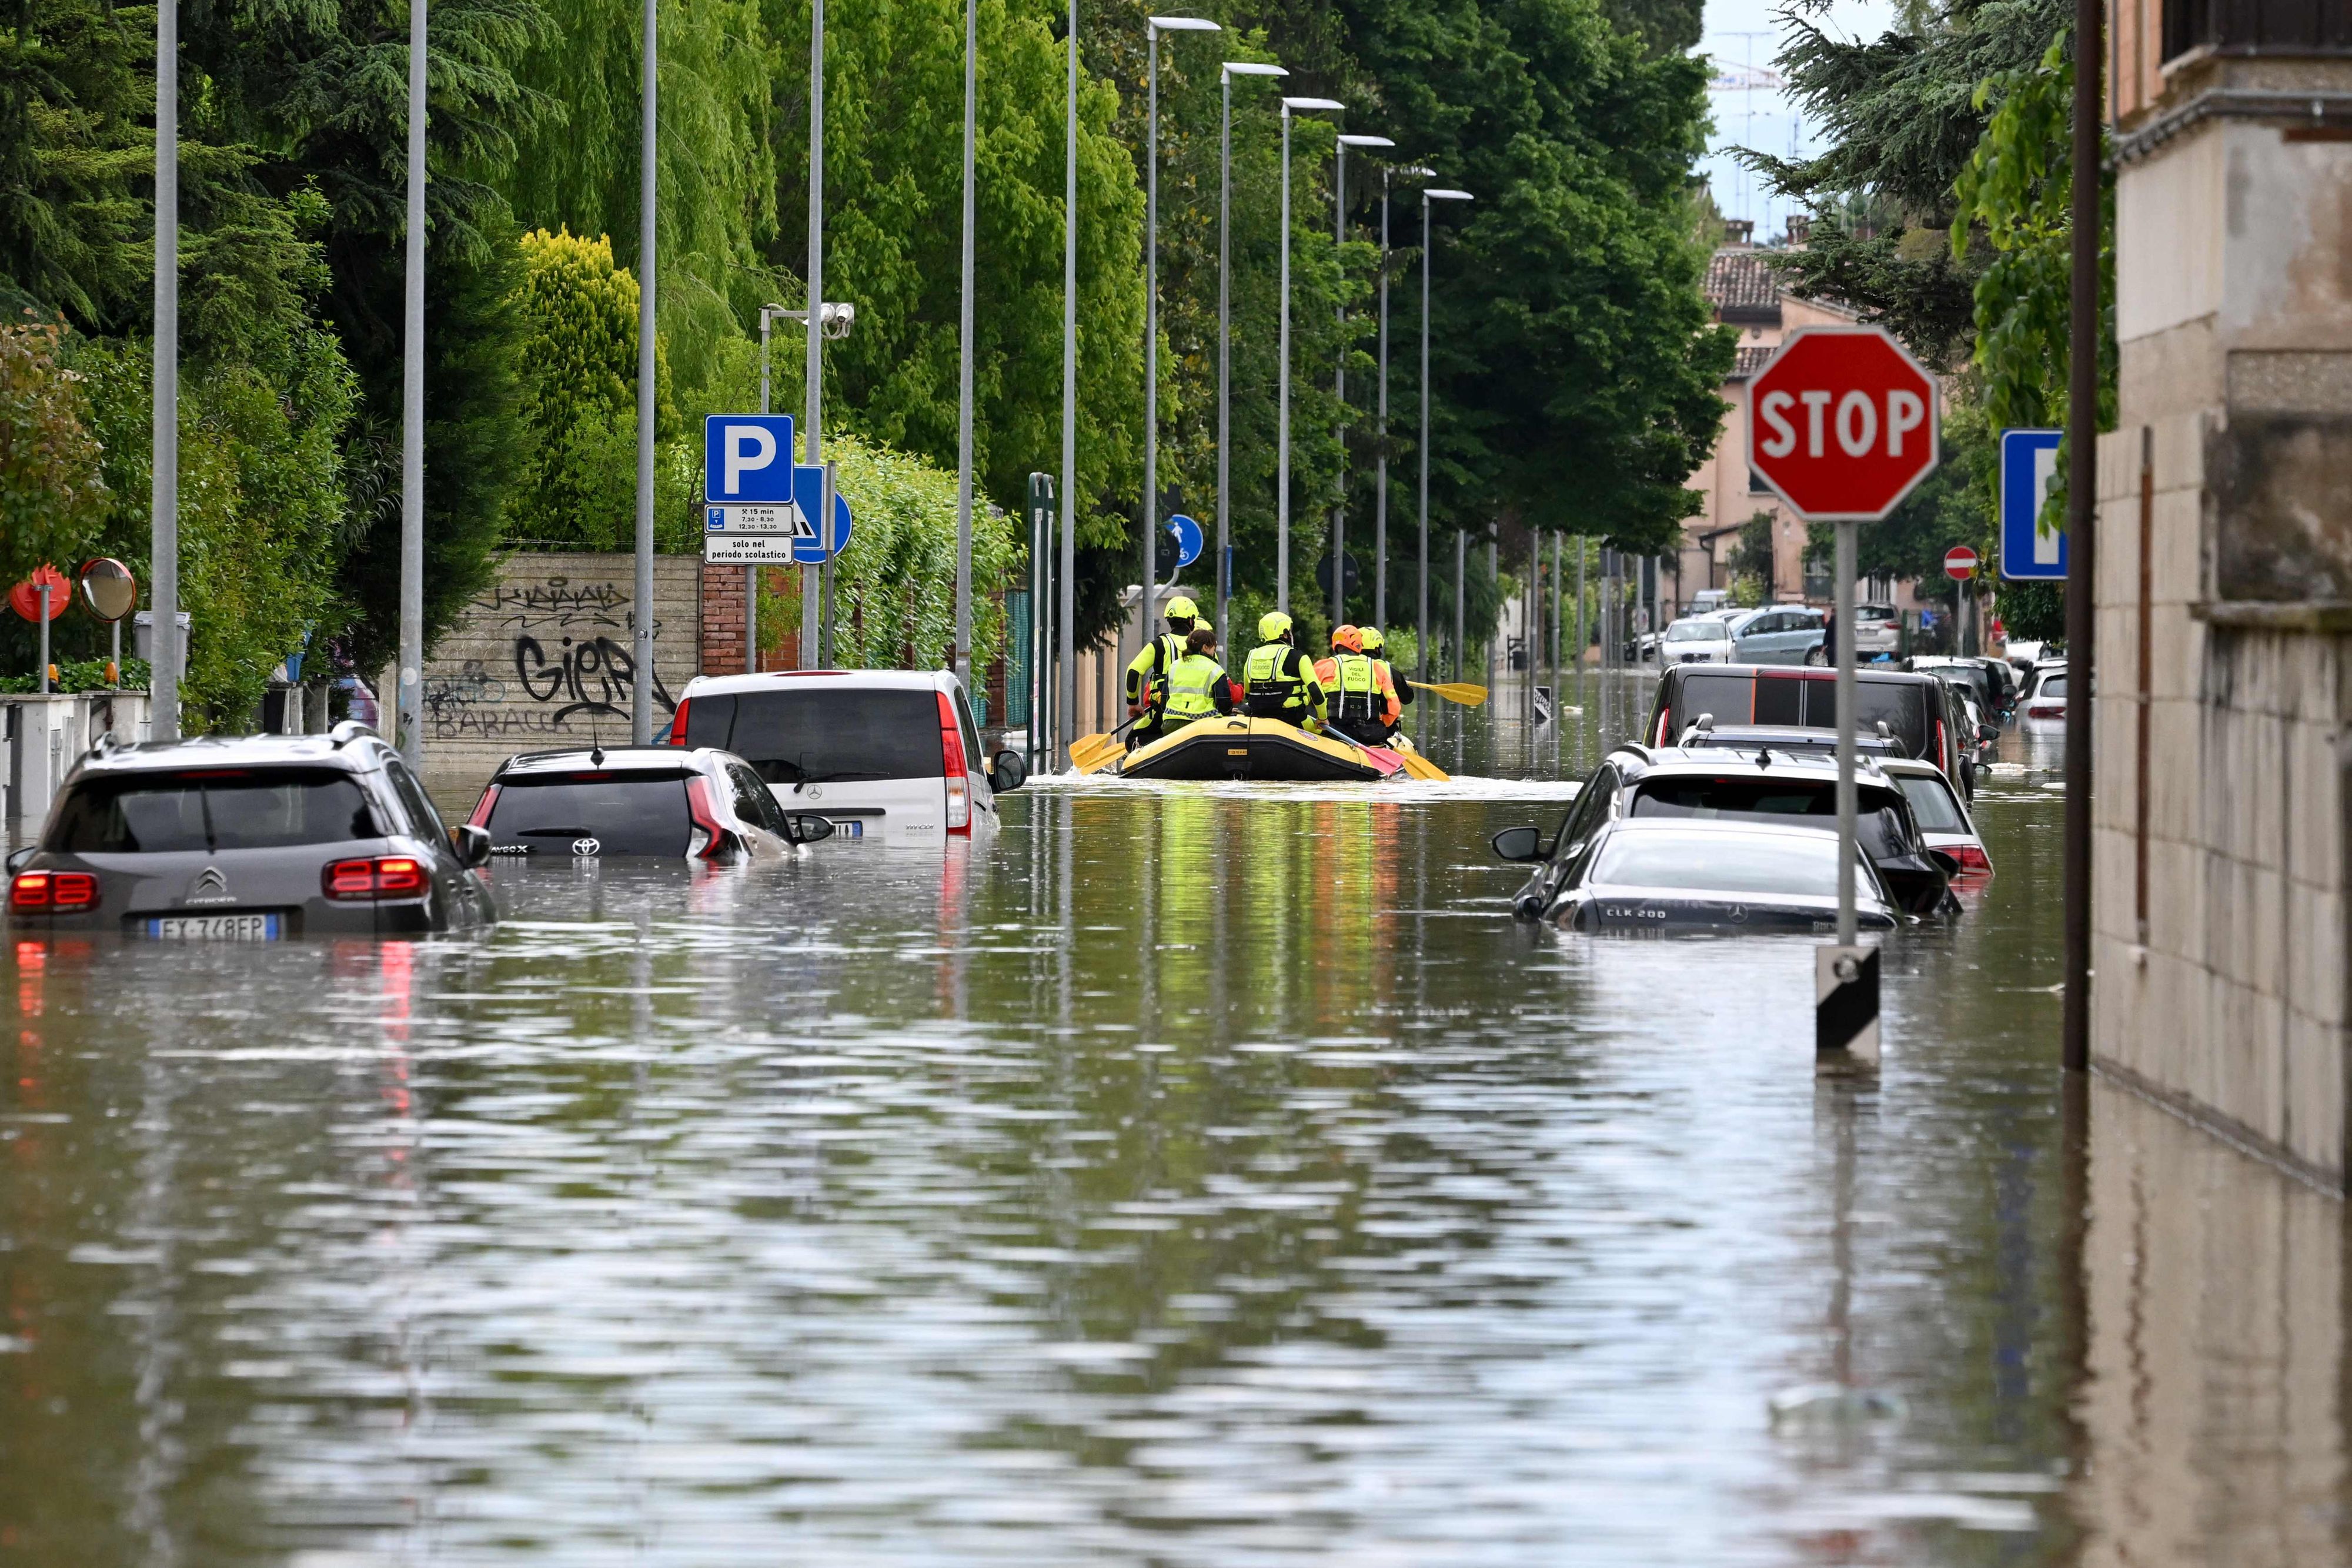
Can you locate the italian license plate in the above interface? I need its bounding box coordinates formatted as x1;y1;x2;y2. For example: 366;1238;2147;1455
833;819;864;839
147;913;281;941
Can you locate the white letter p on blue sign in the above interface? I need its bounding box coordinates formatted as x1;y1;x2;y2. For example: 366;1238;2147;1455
703;413;795;504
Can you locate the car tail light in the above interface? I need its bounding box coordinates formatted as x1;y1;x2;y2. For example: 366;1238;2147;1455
937;691;971;835
2027;702;2064;719
1653;709;1670;748
665;697;691;745
323;857;429;900
1936;719;1947;768
467;783;501;828
10;870;98;911
684;775;735;861
1949;842;1993;874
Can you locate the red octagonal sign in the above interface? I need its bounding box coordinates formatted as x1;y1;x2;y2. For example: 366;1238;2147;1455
1746;325;1940;521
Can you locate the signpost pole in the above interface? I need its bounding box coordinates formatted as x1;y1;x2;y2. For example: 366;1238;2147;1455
1835;519;1857;947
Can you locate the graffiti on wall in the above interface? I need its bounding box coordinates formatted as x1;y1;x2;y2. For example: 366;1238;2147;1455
424;567;689;745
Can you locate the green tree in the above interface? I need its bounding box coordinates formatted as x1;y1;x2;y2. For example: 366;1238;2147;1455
1726;510;1775;599
0;323;108;590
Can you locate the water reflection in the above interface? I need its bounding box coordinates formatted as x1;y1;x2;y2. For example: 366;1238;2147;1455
0;687;2341;1564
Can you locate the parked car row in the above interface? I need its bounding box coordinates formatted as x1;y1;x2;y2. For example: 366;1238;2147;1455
8;668;1029;940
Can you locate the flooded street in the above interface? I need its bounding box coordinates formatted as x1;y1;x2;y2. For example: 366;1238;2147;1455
4;677;2344;1564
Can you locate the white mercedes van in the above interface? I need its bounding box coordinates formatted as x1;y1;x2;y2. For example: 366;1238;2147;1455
666;670;1025;844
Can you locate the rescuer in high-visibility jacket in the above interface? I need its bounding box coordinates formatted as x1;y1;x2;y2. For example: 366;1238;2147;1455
1314;624;1402;746
1158;626;1242;728
1241;611;1327;729
1125;595;1201;750
1359;626;1413;740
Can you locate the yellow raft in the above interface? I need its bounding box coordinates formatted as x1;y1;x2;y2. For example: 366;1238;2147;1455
1115;716;1429;781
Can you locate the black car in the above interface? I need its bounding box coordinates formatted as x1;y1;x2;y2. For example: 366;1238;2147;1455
1492;744;1958;918
1644;663;1969;784
6;724;496;938
1518;818;1901;933
468;746;836;862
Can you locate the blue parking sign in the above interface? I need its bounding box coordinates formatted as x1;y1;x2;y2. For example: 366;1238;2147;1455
704;414;796;504
1999;428;2067;581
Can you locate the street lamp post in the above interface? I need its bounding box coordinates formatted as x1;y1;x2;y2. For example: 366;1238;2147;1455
954;0;984;686
1135;16;1220;681
753;302;794;676
1374;163;1431;636
630;0;658;743
1277;95;1341;616
150;0;178;742
1217;61;1286;641
1416;186;1472;685
1329;133;1392;630
398;0;427;761
803;0;827;670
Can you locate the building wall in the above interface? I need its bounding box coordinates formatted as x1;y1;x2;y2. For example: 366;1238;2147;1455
419;553;702;785
2096;38;2352;1185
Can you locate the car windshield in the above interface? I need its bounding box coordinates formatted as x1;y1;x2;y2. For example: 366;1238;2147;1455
1857;604;1898;623
486;773;693;857
2038;675;2067;698
46;768;382;854
1591;830;1846;899
1897;773;1969;833
683;688;943;785
1664;620;1721;642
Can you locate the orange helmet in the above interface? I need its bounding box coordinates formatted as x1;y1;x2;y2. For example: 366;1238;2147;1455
1330;624;1363;653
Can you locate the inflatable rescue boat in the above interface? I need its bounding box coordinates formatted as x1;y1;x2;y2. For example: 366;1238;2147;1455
1116;716;1419;781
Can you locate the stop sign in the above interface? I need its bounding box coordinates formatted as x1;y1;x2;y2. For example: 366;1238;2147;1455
1746;326;1939;521
1943;544;1979;580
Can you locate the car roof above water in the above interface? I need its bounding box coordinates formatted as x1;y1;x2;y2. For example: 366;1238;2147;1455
495;746;715;776
66;730;386;777
680;668;957;698
1606;744;1893;784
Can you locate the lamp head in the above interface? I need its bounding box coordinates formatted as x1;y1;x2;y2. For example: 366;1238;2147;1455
1223;61;1287;77
1281;96;1345;112
1150;14;1221;29
1336;134;1396;148
1424;188;1475;202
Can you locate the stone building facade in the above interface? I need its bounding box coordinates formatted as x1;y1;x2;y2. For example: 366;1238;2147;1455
2096;0;2352;1185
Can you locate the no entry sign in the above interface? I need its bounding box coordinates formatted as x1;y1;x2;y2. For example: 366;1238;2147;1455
1747;326;1940;521
1943;545;1979;580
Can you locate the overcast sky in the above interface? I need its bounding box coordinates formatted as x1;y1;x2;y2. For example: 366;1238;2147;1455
1695;0;1899;241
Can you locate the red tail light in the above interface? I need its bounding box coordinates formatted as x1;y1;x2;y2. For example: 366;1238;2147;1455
10;870;98;911
323;857;429;900
684;775;734;860
1949;842;1993;874
1653;709;1670;747
666;698;692;746
937;691;971;835
467;783;501;828
2027;702;2064;719
1935;719;1947;767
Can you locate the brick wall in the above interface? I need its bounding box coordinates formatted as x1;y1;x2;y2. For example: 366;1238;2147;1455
419;553;701;785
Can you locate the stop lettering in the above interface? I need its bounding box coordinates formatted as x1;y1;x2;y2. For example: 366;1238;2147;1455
1746;326;1940;521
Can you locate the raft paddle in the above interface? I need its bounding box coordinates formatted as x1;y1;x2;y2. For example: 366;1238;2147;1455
1070;713;1145;774
1409;680;1489;707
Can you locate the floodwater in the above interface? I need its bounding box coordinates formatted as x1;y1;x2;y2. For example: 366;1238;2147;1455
3;674;2345;1564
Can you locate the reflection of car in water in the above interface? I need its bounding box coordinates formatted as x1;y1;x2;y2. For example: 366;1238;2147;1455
7;726;495;937
666;670;1026;845
467;746;834;862
1506;817;1901;932
1491;744;1955;919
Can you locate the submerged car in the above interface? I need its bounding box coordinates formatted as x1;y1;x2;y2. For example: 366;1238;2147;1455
467;746;836;862
1522;817;1901;933
6;724;495;938
1493;745;1957;918
1879;756;1992;876
1658;616;1736;666
1645;663;1969;784
667;669;1026;844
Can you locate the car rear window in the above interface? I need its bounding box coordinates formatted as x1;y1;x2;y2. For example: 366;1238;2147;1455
485;773;692;857
2037;674;2067;698
1592;830;1844;898
1669;673;1929;759
46;768;382;853
1896;773;1968;833
683;689;944;785
1633;778;1915;858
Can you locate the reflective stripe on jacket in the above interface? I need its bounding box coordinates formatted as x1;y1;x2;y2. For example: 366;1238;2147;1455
1311;653;1396;725
1242;643;1325;723
1124;632;1188;709
1162;653;1235;723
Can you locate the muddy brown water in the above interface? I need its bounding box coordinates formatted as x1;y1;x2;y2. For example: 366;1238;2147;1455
3;674;2343;1563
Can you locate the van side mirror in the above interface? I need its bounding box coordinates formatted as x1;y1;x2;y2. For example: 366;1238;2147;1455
1977;723;1999;743
450;823;493;868
787;813;836;844
988;750;1028;792
1491;825;1544;862
5;846;36;874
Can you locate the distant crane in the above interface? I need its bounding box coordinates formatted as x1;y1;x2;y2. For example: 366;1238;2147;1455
1705;31;1783;237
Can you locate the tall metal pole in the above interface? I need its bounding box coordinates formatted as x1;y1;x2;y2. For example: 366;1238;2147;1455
2062;0;2102;1073
1452;528;1465;684
1417;191;1430;683
1835;519;1857;945
398;0;427;761
630;0;656;743
1375;170;1389;633
954;0;976;686
1059;0;1077;767
1278;100;1292;615
1141;25;1159;678
1331;136;1346;629
151;0;179;744
1218;71;1232;641
803;0;826;668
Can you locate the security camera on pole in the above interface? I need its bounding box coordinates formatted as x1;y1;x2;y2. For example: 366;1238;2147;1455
1745;324;1940;1071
